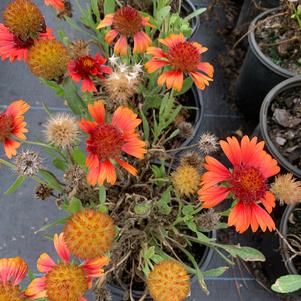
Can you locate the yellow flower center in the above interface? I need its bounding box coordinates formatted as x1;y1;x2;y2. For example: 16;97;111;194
0;283;25;301
0;113;13;142
46;263;88;301
3;0;45;40
167;42;200;72
64;209;116;260
113;6;143;36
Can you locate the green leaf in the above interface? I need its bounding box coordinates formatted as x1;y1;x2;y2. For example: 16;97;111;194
203;267;229;278
5;176;25;195
221;245;265;262
143;95;162;111
39;170;62;192
184;7;207;21
182;205;194;216
34;217;69;234
272;275;301;293
174;78;193;96
157;186;172;215
67;197;82;213
91;0;100;22
134;202;152;215
40;79;65;97
98;185;107;212
139;105;150;142
144;246;155;260
156;6;171;25
72;149;86;167
104;0;115;15
52;158;67;171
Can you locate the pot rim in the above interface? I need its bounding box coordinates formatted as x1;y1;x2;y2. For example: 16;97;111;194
106;229;217;299
259;76;301;178
279;204;299;275
248;7;298;78
182;0;201;37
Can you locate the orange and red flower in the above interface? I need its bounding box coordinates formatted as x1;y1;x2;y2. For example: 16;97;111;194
68;54;112;92
145;33;214;92
25;233;110;301
0;24;54;62
0;100;29;159
97;6;154;56
198;136;280;233
79;101;147;185
0;256;28;300
44;0;65;12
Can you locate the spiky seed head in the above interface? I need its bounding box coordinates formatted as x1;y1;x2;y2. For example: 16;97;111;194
195;209;221;231
64;165;85;187
15;150;42;176
177;121;194;139
35;184;53;200
180;151;203;169
63;209;116;259
147;260;190;301
172;164;200;197
198;132;219;154
27;39;70;80
270;173;301;205
3;0;44;40
45;113;79;149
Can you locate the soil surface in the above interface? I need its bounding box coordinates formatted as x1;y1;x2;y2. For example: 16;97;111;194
267;86;301;171
255;9;301;74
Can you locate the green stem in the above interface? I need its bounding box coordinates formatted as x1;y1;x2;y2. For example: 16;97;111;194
0;158;15;169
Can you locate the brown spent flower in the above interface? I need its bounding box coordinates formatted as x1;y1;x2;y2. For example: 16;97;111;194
57;0;73;18
3;0;45;40
196;209;221;231
15;150;42;176
63;209;116;259
177;121;194;139
270;173;301;205
147;260;190;301
69;40;89;59
45;113;79;149
180;151;203;169
35;184;53;200
27;39;70;80
172;164;200;197
198;132;219;155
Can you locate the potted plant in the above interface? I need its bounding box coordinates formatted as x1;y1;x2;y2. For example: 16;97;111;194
260;77;301;178
236;0;301;119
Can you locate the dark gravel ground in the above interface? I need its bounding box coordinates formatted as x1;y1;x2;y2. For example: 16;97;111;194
0;0;283;300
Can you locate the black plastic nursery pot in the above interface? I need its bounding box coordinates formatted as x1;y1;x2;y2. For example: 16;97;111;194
279;204;299;276
106;230;216;300
236;8;298;120
259;77;301;178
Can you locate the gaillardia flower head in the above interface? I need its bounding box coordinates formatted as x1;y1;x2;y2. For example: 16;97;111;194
25;233;110;301
45;113;79;149
198;136;280;233
97;6;154;56
68;54;112;92
0;100;29;158
147;260;190;301
145;33;214;92
0;0;54;63
63;209;116;260
27;39;70;80
0;257;28;301
270;173;301;205
78;101;147;185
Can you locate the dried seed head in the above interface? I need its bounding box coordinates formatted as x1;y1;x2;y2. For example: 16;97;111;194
195;209;221;231
45;113;79;149
35;183;53;200
57;0;73;18
180;151;203;169
63;209;116;259
15;150;42;176
104;70;140;105
69;39;89;59
198;132;219;154
64;164;86;187
177;121;194;139
172;164;200;197
27;39;70;80
147;260;190;301
270;173;301;205
94;287;112;301
3;0;45;40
